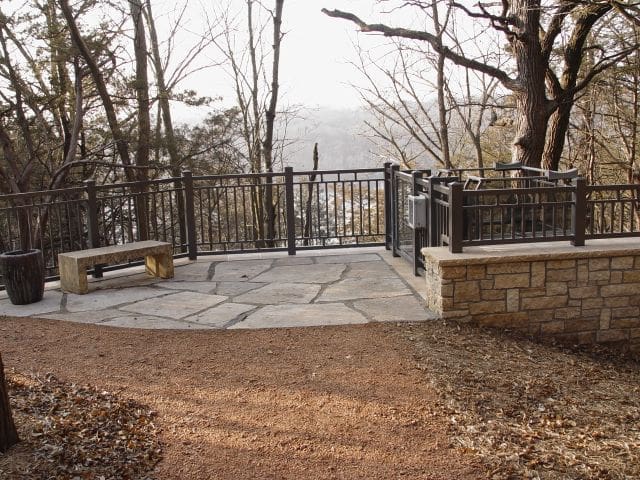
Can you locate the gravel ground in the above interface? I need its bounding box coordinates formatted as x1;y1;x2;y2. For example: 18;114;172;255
2;316;637;479
0;317;482;479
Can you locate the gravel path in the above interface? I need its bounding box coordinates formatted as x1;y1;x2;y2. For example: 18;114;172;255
0;318;483;479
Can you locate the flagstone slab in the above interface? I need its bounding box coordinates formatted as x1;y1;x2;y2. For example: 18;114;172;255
102;315;213;330
230;303;368;329
252;264;345;284
318;277;411;302
155;281;217;294
41;309;123;324
173;262;213;281
211;260;273;282
315;253;381;264
183;303;255;328
273;256;314;266
66;287;167;313
215;282;266;296
345;261;397;278
0;291;63;317
121;291;227;319
233;282;320;305
353;296;435;322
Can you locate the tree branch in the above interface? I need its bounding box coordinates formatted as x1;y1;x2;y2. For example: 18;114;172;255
321;8;516;89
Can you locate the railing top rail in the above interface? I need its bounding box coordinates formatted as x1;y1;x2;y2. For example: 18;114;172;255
291;167;385;176
438;163;578;181
463;185;575;197
0;186;86;202
93;177;181;191
587;184;640;192
415;176;459;188
193;167;386;182
466;175;552;182
394;171;415;182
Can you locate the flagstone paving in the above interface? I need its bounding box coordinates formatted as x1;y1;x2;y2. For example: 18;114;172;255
0;248;438;329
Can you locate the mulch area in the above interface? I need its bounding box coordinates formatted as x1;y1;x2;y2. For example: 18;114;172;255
0;315;638;479
405;322;640;480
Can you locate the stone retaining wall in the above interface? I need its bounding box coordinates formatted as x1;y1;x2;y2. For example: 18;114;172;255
422;239;640;353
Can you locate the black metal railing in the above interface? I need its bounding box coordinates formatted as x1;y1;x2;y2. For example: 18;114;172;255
385;163;640;275
0;167;387;287
3;163;640;287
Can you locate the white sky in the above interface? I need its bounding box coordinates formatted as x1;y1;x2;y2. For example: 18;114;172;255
173;0;414;112
279;0;384;108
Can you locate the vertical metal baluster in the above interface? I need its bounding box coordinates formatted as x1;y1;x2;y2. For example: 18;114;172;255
358;178;363;239
224;182;231;250
240;183;246;248
215;183;222;247
341;176;346;244
168;188;176;247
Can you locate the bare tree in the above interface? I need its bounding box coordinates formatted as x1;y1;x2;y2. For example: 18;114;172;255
212;0;285;246
323;1;639;168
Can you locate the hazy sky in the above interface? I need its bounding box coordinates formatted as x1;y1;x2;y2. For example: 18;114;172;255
278;1;385;108
175;0;413;113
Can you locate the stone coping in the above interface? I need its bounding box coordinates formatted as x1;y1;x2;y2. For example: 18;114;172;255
422;238;640;266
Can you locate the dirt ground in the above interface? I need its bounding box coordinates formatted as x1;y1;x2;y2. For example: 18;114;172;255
2;316;638;480
0;317;484;479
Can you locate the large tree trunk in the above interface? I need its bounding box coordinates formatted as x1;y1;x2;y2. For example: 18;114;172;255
511;90;550;168
0;354;19;453
543;103;572;171
262;0;284;247
509;0;550;168
130;0;150;241
144;0;186;249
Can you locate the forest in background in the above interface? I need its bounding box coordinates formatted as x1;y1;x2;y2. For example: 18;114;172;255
0;0;639;198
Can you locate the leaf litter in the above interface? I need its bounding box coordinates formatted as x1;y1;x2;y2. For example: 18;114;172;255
403;321;640;480
0;372;161;479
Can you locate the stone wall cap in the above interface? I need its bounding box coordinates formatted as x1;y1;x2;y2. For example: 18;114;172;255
422;238;640;266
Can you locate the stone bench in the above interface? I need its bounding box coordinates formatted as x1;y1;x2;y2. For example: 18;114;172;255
58;240;174;294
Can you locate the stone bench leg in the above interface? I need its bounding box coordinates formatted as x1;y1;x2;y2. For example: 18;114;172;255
145;252;174;279
58;256;88;295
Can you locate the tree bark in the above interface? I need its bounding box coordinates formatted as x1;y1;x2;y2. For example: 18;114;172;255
130;0;150;240
144;0;186;248
0;353;19;453
60;0;133;180
323;1;627;169
262;0;284;246
432;2;451;169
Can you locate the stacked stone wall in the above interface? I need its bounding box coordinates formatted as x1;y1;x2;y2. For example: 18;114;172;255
422;246;640;353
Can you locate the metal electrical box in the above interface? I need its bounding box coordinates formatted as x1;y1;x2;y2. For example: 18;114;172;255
406;195;427;229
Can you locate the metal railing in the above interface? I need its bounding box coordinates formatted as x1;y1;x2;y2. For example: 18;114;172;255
0;167;386;287
385;163;640;275
3;163;640;287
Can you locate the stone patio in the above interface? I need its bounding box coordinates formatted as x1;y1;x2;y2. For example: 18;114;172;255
0;247;436;329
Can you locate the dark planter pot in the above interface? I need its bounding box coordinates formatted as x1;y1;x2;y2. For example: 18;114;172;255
0;249;45;305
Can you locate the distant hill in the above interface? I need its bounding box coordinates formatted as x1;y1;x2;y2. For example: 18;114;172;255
283;107;378;171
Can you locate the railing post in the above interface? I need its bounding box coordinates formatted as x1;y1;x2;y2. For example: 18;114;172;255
285;167;296;255
85;179;103;278
427;176;438;248
182;170;198;260
411;170;423;276
572;177;586;247
390;164;400;257
383;162;392;250
448;182;464;253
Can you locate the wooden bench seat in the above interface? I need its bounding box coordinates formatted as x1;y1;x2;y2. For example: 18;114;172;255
58;240;174;294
